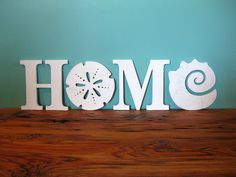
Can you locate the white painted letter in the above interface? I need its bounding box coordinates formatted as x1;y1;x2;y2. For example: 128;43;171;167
20;60;68;110
113;60;170;110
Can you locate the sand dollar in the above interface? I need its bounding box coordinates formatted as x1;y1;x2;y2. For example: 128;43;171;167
66;61;115;110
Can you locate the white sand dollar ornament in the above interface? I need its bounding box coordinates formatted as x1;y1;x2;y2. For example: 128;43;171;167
66;61;115;110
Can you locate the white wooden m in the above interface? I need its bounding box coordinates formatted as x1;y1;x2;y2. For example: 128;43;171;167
113;60;170;110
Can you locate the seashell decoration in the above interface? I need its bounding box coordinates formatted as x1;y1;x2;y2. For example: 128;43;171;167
169;59;217;110
66;61;115;110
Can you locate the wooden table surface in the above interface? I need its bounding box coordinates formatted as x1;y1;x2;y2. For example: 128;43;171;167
0;109;235;177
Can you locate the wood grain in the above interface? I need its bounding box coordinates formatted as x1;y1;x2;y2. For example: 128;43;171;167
0;109;235;177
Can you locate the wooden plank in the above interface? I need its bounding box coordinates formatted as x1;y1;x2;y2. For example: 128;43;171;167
0;109;235;177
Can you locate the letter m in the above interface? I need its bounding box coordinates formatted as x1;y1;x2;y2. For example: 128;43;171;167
113;60;170;110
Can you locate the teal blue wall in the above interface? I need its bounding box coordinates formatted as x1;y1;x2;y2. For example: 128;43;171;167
0;0;236;109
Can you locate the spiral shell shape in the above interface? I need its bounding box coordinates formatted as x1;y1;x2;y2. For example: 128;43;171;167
169;59;217;110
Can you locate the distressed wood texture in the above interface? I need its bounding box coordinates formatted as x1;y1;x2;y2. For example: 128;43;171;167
0;109;235;177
